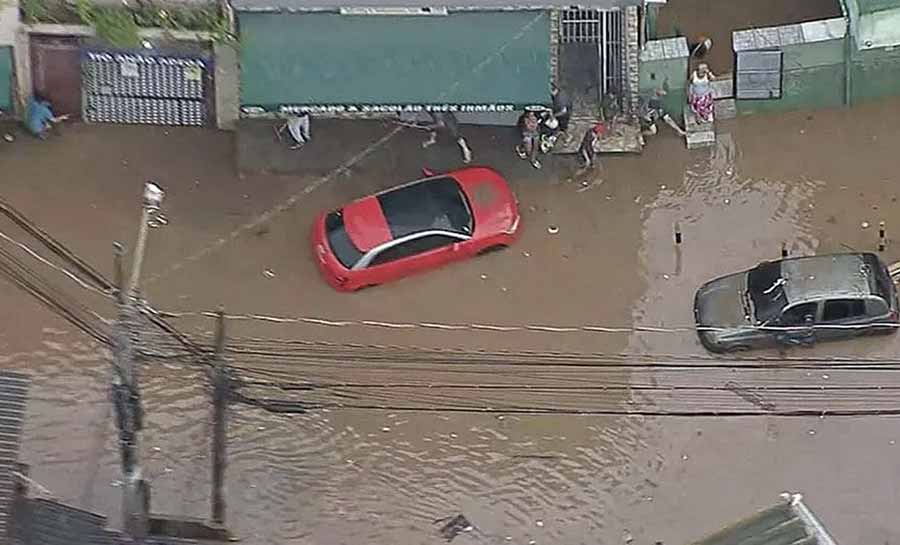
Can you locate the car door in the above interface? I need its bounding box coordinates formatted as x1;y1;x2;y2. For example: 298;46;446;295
775;301;819;347
820;298;869;340
364;233;461;284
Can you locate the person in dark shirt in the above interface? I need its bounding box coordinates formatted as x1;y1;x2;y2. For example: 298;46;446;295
551;83;574;145
422;110;472;164
640;87;686;137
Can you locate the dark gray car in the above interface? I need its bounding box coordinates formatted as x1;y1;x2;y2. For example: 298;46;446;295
694;253;899;353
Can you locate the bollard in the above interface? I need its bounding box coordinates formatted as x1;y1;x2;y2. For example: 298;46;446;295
674;222;682;245
781;242;788;258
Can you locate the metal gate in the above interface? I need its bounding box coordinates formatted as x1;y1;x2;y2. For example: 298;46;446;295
31;36;83;119
82;50;209;126
560;8;625;99
735;49;783;100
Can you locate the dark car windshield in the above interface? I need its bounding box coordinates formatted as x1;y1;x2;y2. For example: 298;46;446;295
747;260;788;323
325;210;364;268
377;177;473;238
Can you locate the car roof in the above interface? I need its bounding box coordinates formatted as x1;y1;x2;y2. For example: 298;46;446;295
342;196;392;252
778;253;877;303
341;176;470;252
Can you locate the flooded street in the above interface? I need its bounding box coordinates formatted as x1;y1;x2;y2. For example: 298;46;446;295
3;99;900;544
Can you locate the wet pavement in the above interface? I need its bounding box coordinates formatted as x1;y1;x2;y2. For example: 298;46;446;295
3;98;900;544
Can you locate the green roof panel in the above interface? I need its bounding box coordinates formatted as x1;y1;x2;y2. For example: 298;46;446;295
239;11;551;108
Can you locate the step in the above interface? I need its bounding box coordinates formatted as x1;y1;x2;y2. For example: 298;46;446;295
715;98;737;120
683;104;714;133
686;130;716;149
711;75;734;100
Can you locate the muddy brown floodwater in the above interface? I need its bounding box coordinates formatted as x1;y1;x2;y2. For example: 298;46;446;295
4;98;900;544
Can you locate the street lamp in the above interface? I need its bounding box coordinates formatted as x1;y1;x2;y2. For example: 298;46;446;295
127;181;165;295
116;180;165;539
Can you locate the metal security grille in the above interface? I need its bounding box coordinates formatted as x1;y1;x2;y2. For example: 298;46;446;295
82;51;208;126
560;8;625;99
735;50;783;100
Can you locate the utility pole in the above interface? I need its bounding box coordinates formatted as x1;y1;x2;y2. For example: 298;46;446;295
211;306;229;526
112;181;165;540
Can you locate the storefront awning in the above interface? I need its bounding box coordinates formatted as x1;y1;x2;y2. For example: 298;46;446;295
239;11;551;112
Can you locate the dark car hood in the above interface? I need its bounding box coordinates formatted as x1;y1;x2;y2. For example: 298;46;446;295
695;273;753;329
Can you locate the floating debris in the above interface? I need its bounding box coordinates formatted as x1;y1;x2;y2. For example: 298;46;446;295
381;426;391;432
435;514;474;542
522;251;531;257
536;520;544;527
547;225;559;234
862;221;871;229
263;269;276;278
3;134;13;143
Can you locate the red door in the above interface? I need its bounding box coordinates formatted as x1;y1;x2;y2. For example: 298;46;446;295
30;35;82;119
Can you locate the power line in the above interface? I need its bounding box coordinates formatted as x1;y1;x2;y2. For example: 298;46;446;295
158;308;900;335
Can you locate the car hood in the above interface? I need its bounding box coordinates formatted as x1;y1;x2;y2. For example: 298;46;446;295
694;273;753;329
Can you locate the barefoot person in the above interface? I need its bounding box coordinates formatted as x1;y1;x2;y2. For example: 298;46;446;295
640;86;686;137
688;63;716;124
422;111;472;164
25;94;68;139
516;110;542;170
275;112;311;150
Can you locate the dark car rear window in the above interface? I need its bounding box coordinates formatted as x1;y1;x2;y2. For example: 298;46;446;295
325;210;364;269
377;177;473;239
747;260;787;323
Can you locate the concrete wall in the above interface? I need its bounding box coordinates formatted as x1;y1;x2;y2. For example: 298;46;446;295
639;37;689;122
849;36;900;102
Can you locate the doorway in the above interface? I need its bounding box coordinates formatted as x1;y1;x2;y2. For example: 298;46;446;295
30;35;83;119
558;8;626;116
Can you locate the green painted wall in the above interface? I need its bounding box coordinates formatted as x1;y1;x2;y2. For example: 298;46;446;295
850;36;900;101
736;39;846;115
737;65;846;114
238;11;551;108
0;47;11;113
639;57;688;121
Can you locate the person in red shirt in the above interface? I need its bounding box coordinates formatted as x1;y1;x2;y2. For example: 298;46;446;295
579;122;606;169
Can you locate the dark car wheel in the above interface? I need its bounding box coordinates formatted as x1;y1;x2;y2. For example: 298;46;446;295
478;244;508;256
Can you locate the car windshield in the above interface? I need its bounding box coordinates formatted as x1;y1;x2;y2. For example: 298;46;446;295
377;177;473;239
746;260;788;324
325;210;364;268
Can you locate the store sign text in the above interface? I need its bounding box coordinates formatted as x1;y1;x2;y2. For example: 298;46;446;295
276;104;517;114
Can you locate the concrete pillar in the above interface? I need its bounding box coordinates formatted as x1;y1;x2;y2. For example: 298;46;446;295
549;9;560;87
0;0;17;46
213;42;239;131
13;28;31;115
624;6;641;118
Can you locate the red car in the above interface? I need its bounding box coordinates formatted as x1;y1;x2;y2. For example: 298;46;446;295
311;166;520;291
